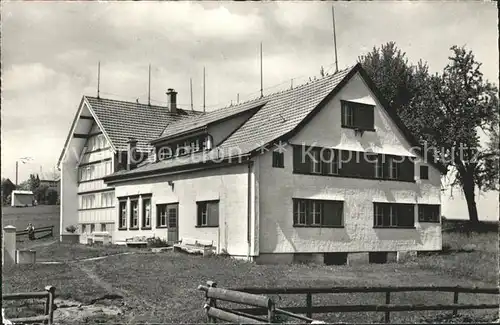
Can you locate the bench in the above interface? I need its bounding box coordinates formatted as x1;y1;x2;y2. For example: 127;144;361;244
91;232;112;245
173;238;214;256
125;236;148;248
198;281;326;324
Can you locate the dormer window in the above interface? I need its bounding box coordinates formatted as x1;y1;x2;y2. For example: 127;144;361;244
341;100;375;130
158;147;172;161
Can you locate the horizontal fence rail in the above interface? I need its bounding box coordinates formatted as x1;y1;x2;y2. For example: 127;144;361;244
2;286;56;325
16;226;54;239
230;285;499;323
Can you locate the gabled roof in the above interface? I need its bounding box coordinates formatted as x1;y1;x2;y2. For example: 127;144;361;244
58;96;202;168
105;63;446;182
85;97;201;151
155;99;267;143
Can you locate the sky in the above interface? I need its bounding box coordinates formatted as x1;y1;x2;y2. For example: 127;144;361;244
1;1;498;220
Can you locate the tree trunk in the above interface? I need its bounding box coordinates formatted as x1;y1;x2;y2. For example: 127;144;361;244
462;179;479;227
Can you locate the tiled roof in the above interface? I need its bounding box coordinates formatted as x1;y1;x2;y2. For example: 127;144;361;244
85;97;202;151
217;66;353;156
105;65;357;180
157;99;267;141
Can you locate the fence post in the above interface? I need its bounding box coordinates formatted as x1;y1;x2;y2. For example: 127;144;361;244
268;300;276;323
45;286;55;325
453;289;459;316
3;226;17;266
385;291;391;323
206;281;217;323
306;293;313;319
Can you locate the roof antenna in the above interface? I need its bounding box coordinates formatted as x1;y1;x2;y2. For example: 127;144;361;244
97;61;101;99
332;5;339;73
148;64;151;106
190;77;194;111
203;67;206;113
237;93;240;104
260;42;263;98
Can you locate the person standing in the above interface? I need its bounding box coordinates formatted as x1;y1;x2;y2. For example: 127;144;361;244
26;223;35;240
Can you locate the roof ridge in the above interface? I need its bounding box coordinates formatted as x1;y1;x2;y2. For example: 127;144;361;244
84;95;203;115
221;64;355;111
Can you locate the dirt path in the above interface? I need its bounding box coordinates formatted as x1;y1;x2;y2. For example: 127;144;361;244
69;262;158;323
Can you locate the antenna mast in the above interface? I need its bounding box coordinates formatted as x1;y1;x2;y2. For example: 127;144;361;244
332;6;339;73
148;64;151;106
260;42;263;98
97;61;101;98
203;67;206;113
190;77;194;111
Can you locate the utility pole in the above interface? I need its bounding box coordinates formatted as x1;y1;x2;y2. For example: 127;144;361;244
15;162;18;186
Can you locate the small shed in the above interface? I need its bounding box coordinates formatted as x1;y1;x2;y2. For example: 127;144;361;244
11;190;35;207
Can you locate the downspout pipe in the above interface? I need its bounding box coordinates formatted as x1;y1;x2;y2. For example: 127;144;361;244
247;160;253;261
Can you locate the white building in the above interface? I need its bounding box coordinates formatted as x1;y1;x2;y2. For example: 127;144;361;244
58;64;445;264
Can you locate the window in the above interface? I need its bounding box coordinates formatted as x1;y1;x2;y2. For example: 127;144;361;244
341;100;375;130
158;147;172;161
104;161;113;175
388;157;399;180
197;200;219;227
119;201;127;229
418;204;440;223
90;224;95;233
311;149;322;174
101;223;107;232
130;200;139;229
156;204;169;228
420;165;429;180
325;149;339;175
81;194;95;209
81;224;87;233
101;192;114;208
373;203;415;228
375;156;385;179
272;151;284;168
142;198;151;228
293;199;343;227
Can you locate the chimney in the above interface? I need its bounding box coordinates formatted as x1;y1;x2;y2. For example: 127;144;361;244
166;88;177;113
127;138;138;170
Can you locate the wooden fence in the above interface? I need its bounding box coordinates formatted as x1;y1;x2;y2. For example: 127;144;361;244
16;226;54;240
2;286;56;325
230;285;499;323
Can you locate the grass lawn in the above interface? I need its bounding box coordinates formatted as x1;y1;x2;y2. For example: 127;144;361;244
2;215;498;324
3;228;498;324
2;205;60;238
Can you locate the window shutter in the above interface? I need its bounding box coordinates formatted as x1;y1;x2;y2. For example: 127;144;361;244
356;104;374;130
322;201;343;226
341;102;347;125
399;157;415;181
207;202;219;226
397;204;414;227
293;145;309;173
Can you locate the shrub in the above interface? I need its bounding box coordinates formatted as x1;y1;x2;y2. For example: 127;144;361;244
147;236;169;248
65;225;77;233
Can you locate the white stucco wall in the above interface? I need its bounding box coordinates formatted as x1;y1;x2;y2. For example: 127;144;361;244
111;164;251;256
258;72;442;254
60;147;79;238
